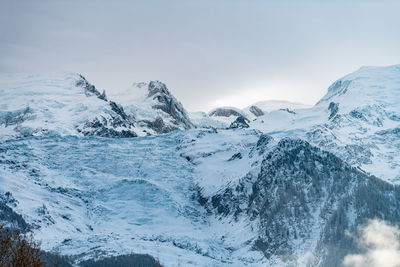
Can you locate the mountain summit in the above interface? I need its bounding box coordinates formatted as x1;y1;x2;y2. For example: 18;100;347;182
251;64;400;183
0;74;194;139
1;65;400;266
110;80;194;134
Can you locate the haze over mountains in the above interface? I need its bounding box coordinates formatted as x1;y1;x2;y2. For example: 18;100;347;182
1;65;400;266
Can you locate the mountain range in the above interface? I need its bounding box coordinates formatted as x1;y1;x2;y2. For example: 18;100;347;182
0;65;400;266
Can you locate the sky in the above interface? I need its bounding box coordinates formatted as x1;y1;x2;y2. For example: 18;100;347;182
1;0;400;112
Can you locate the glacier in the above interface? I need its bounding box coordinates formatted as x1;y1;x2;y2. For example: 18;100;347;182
1;65;400;266
0;130;266;266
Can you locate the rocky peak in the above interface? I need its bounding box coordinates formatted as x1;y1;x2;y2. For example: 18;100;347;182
76;74;133;122
75;74;137;137
229;116;250;129
147;80;171;98
144;81;194;130
76;74;107;101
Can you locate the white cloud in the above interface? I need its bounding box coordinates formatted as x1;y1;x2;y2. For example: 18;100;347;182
343;219;400;267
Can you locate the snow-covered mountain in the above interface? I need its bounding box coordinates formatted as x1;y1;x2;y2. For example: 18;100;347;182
0;74;194;140
109;80;194;134
243;100;311;117
251;65;400;183
0;129;264;266
0;73;145;139
1;65;400;266
190;101;311;129
194;135;400;266
2;128;399;266
190;107;246;129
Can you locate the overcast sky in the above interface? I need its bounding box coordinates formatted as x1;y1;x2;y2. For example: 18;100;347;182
1;0;400;111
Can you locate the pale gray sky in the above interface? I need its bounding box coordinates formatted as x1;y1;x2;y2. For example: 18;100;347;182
1;0;400;111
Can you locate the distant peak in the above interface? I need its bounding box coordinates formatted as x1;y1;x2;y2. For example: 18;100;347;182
249;105;264;117
317;64;400;107
208;107;244;117
132;82;147;88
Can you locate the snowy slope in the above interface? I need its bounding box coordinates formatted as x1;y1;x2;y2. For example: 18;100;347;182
190;101;311;129
0;130;267;266
243;100;311;119
0;73;138;139
109;81;194;134
1;65;400;267
251;65;400;183
2;128;399;266
190;107;244;129
0;75;195;139
248;100;311;113
200;136;400;266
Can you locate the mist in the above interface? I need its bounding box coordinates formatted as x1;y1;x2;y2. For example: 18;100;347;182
1;0;400;111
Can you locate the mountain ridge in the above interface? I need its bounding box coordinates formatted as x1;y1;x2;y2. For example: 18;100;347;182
1;64;400;266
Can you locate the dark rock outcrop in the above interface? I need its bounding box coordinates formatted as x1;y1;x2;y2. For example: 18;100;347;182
199;136;400;266
229;116;250;129
146;81;194;131
109;101;130;121
249;105;264;117
209;108;243;118
328;102;339;120
279;108;296;114
75;75;138;138
228;152;242;161
76;74;107;101
75;78;195;137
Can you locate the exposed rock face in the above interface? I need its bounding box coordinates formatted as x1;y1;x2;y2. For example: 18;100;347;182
209;108;243;118
152;117;165;134
328;102;339;120
279;108;296;114
109;80;195;134
0;74;198;139
109;101;130;121
198;136;400;266
227;152;242;161
191;101;310;129
141;116;178;134
75;75;138;138
146;81;194;131
2;66;400;266
76;74;108;101
77;75;131;120
76;76;198;136
77;77;195;136
251;65;400;183
77;117;137;138
0;73;141;139
229;116;250;129
249;105;264;117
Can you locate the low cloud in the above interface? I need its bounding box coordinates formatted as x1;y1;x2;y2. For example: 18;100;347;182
343;219;400;267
